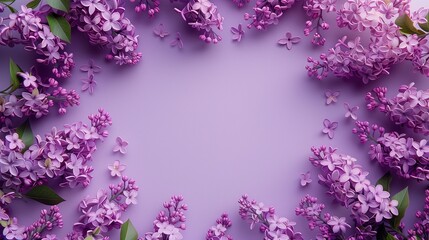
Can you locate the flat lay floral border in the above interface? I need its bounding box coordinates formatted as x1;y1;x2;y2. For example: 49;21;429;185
0;0;429;239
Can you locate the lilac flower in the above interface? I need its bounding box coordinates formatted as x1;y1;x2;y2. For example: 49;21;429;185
231;24;244;42
309;146;398;238
325;90;339;105
239;195;303;239
81;75;97;95
175;0;223;43
366;84;429;135
344;103;359;120
108;160;126;177
144;196;187;240
171;32;184;49
80;59;101;77
277;32;301;50
153;24;169;39
300;171;312;186
113;136;129;154
5;133;25;150
124;190;138;205
296;195;348;239
206;213;232;240
322;119;338;139
18;72;37;88
245;0;296;30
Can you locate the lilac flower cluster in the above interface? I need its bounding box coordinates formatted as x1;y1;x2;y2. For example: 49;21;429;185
305;0;429;83
0;109;112;192
0;6;74;78
303;0;336;46
309;146;399;238
407;189;429;239
0;66;80;123
206;213;232;240
69;0;142;65
353;121;429;181
68;176;138;239
244;0;296;30
366;83;429;135
144;195;187;240
130;0;160;16
0;205;63;240
296;195;349;239
238;195;303;240
175;0;224;43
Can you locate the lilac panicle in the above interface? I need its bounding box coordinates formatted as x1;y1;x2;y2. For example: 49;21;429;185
206;213;232;240
67;176;138;239
0;5;75;78
238;195;303;240
303;0;337;46
175;0;224;44
296;195;350;239
309;146;399;238
244;0;296;30
0;109;112;192
143;195;187;240
353;121;429;181
366;83;429;135
69;0;142;65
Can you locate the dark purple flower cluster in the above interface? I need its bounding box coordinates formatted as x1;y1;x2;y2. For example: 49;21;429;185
68;176;138;240
296;195;349;239
366;83;429;135
0;66;80;124
238;195;303;240
303;0;336;46
0;205;63;240
130;0;160;16
232;0;250;8
353;121;429;181
69;0;142;65
144;195;187;240
310;146;399;238
0;6;75;78
175;0;224;44
206;213;232;240
244;0;296;30
0;109;111;192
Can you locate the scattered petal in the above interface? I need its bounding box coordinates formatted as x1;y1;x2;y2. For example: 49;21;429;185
108;160;126;177
325;90;340;105
278;32;301;50
231;24;244;42
300;171;312;187
344;103;359;120
170;32;184;49
153;23;169;39
322;119;338;139
113;137;128;154
81;76;97;95
80;59;101;77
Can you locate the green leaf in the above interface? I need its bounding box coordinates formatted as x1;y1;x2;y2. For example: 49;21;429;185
391;187;409;229
376;225;395;240
9;58;22;93
418;13;429;32
120;219;138;240
6;5;16;13
46;13;71;43
46;0;69;12
376;172;392;193
395;14;425;35
16;120;34;151
26;0;42;9
24;185;65;205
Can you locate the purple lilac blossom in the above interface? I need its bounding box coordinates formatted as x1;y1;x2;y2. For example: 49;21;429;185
303;0;337;46
366;83;429;135
0;109;112;192
69;0;142;65
143;195;187;240
238;195;303;240
206;213;232;240
296;195;349;239
306;0;429;83
277;32;301;50
353;121;429;181
67;176;138;239
309;146;399;238
244;0;296;30
175;0;224;44
0;6;74;78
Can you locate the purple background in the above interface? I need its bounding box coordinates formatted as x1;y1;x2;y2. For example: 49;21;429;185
5;0;429;238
